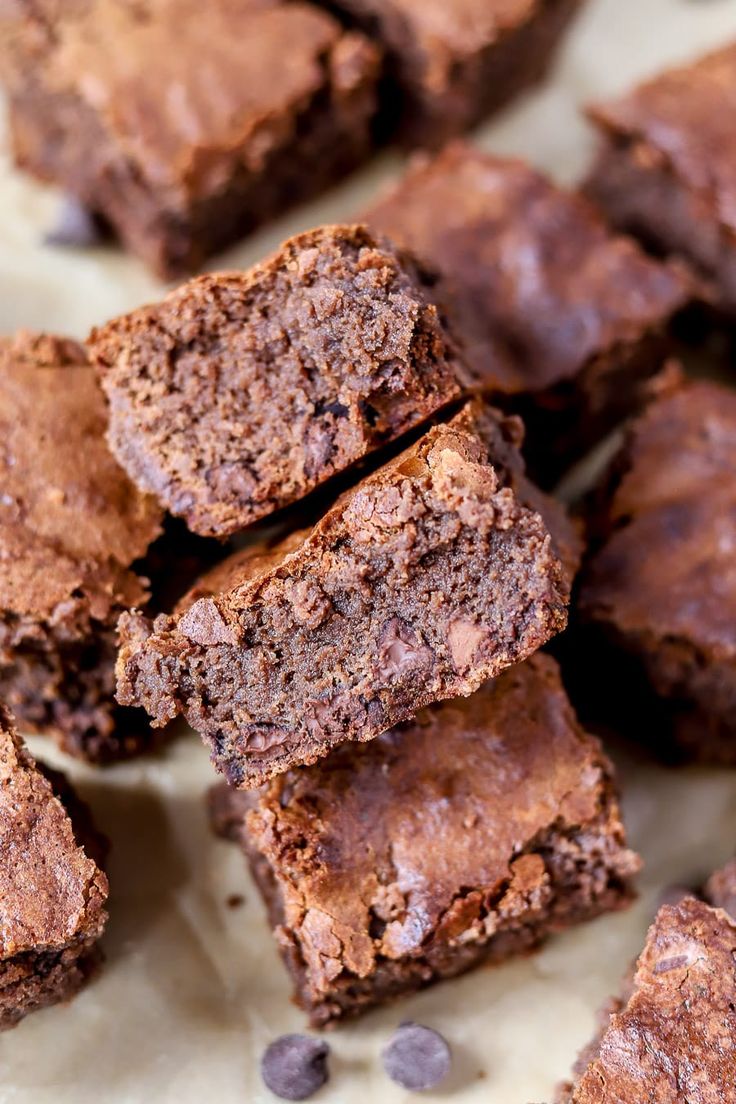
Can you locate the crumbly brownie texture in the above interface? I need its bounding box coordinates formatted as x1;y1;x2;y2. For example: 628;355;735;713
0;704;108;1029
1;0;379;278
577;378;736;764
210;654;640;1026
118;409;571;787
586;44;736;314
365;144;691;476
321;0;584;148
558;897;736;1102
88;225;462;539
0;331;163;763
705;859;736;919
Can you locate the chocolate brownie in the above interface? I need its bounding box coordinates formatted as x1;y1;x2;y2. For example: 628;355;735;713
88;225;463;539
117;405;572;787
705;859;736;919
365;143;691;478
585;43;736;315
0;703;108;1029
0;0;380;278
318;0;585;148
209;654;640;1026
576;377;736;764
0;331;164;763
558;897;736;1102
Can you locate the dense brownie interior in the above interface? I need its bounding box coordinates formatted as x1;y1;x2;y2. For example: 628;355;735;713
117;413;570;787
89;225;462;538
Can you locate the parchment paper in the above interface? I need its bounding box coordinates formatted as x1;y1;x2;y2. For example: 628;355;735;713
1;2;736;1100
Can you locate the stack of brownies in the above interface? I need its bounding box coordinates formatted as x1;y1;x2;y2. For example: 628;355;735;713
1;0;736;1097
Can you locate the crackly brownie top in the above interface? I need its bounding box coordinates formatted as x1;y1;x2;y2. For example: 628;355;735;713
0;704;108;957
589;43;736;233
244;654;634;987
565;897;736;1103
25;0;377;198
344;0;537;55
89;224;462;538
579;379;736;657
366;143;689;392
0;331;162;619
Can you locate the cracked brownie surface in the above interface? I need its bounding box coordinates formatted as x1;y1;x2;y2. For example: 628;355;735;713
559;897;736;1102
117;406;571;787
210;654;639;1026
1;0;380;276
577;377;736;763
0;331;163;762
0;703;108;1029
89;225;462;539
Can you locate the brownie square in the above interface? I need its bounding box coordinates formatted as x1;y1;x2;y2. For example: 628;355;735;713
575;377;736;764
88;225;463;539
365;143;691;480
117;402;574;787
0;703;108;1029
210;654;640;1026
0;331;164;762
585;43;736;315
558;897;736;1102
0;0;380;277
705;859;736;919
320;0;585;148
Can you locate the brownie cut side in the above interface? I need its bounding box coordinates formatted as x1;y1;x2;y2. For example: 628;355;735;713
0;0;380;278
117;406;572;787
575;377;736;764
317;0;585;149
0;703;108;1029
0;331;164;763
585;43;736;315
88;225;462;539
365;143;691;480
558;897;736;1102
210;654;640;1027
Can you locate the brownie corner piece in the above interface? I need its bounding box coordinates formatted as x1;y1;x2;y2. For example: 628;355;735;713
2;0;380;276
558;896;736;1102
212;654;639;1026
575;376;736;764
0;330;164;763
365;142;691;477
116;409;571;787
0;703;108;1029
328;0;585;148
584;42;736;313
88;223;462;538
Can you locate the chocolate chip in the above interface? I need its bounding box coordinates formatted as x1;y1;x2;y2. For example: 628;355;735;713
44;196;103;248
261;1035;329;1101
382;1022;451;1092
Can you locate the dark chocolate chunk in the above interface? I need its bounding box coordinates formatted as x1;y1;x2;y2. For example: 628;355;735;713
382;1023;452;1092
261;1035;329;1101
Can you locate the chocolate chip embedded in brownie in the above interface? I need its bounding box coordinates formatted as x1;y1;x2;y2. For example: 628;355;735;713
210;654;640;1026
575;377;736;764
557;897;736;1102
117;406;572;788
89;224;463;539
365;143;691;480
0;703;108;1029
318;0;585;148
585;43;736;315
0;0;380;278
0;331;164;763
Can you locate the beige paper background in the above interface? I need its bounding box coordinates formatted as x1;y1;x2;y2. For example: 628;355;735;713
2;1;736;1100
